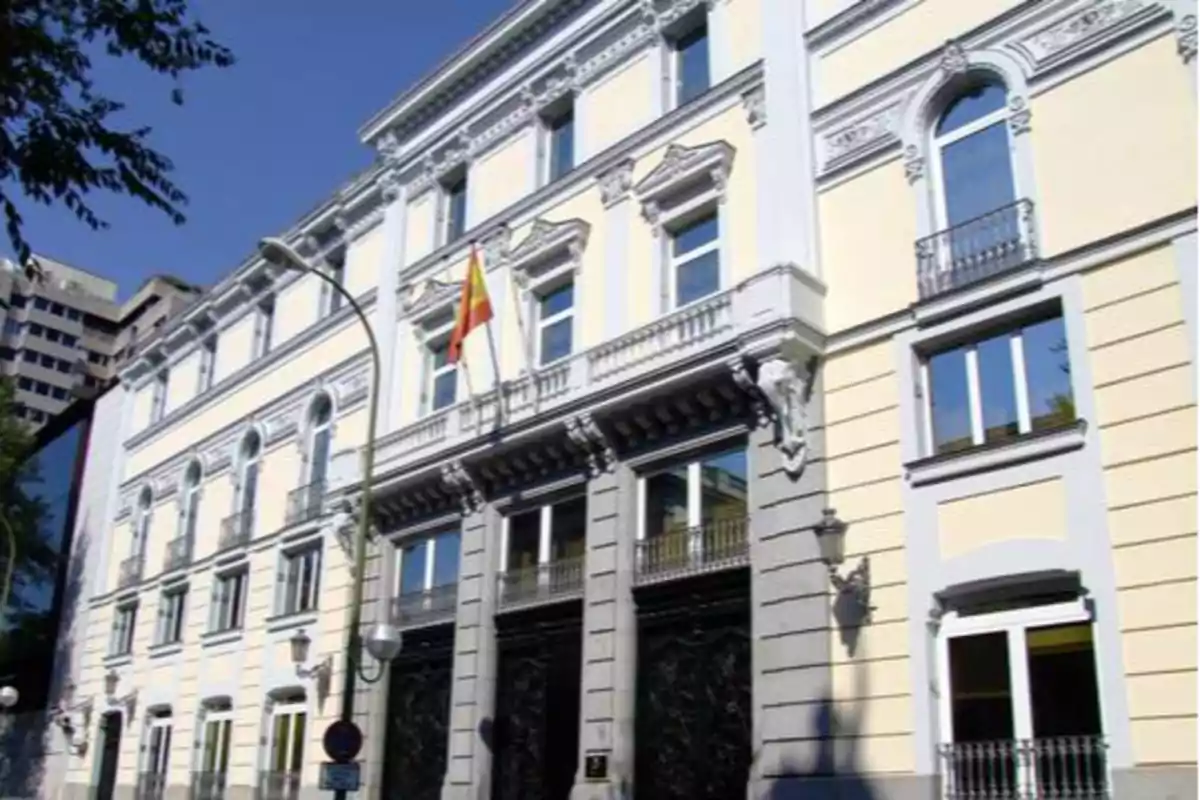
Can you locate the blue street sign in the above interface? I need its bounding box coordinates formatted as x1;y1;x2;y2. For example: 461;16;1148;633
320;762;361;793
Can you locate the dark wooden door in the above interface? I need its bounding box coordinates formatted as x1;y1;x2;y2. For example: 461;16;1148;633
95;711;123;800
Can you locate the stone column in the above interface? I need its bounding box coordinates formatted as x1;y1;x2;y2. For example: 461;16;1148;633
374;172;407;436
597;161;636;339
442;503;500;800
572;462;638;799
747;360;831;796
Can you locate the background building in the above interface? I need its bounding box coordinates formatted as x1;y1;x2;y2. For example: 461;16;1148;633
0;255;201;429
40;0;1197;799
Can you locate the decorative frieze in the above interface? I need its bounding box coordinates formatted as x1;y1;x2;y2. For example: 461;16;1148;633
820;102;903;172
807;0;906;48
1015;0;1157;67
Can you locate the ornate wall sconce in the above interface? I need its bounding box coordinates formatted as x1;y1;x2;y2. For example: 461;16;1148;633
814;508;872;616
289;629;334;682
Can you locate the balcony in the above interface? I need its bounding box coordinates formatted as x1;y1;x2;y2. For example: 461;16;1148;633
218;509;254;552
257;771;300;800
191;772;227;800
284;480;326;527
117;555;144;589
163;535;193;573
498;556;584;610
392;583;458;629
916;199;1037;300
635;518;749;586
135;773;166;800
939;736;1109;799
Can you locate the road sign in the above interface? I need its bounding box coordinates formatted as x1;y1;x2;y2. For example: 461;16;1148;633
322;720;364;763
320;762;361;792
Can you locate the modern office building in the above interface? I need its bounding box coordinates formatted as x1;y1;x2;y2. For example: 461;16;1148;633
43;0;1196;799
0;255;202;428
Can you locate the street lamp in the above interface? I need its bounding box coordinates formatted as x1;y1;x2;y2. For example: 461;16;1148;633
0;685;18;709
257;237;387;785
813;507;871;614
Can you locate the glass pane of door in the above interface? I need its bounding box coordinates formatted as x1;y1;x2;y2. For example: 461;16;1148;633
949;632;1014;742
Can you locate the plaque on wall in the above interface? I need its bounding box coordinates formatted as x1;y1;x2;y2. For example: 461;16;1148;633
585;752;609;782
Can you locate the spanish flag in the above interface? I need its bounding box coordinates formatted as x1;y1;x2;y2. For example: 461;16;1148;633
448;244;493;364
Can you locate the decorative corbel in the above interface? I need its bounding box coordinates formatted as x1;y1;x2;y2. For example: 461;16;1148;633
440;460;483;514
742;85;766;130
597;159;636;208
755;355;817;479
1007;95;1032;136
378;168;404;203
565;413;615;476
1178;12;1197;63
902;144;925;184
728;355;768;427
940;39;969;75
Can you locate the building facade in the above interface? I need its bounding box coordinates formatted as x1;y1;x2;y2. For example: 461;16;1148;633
0;255;202;429
44;0;1196;799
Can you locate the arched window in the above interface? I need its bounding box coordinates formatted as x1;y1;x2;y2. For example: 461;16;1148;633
308;396;333;488
133;487;153;557
932;78;1016;231
239;431;262;516
180;462;202;542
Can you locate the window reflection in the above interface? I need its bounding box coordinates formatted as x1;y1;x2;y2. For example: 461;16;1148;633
700;449;747;523
645;466;689;539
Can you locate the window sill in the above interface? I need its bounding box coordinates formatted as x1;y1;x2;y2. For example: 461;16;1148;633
265;610;319;634
148;641;184;660
103;653;133;668
905;420;1087;487
200;628;244;649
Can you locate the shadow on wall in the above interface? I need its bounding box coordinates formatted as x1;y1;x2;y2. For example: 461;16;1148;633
0;530;89;798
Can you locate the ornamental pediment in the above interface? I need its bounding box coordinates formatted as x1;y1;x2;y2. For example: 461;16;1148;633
634;140;735;207
402;278;462;325
504;218;590;285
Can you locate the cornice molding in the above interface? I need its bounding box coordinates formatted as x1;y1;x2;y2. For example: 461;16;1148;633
400;279;462;327
807;0;909;49
503;218;591;289
634;139;736;226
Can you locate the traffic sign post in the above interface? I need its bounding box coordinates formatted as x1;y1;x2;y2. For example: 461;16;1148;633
322;720;363;763
320;762;361;793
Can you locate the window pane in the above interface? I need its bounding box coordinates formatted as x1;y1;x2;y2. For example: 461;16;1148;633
272;715;288;772
432;531;460;586
242;463;259;513
549;111;574;181
676;24;710;105
311;428;331;485
1022;316;1075;431
937;81;1007;136
431;343;450;370
288;712;306;773
928;347;973;454
672;213;718;257
976;333;1019;444
433;369;457;410
948;632;1014;743
700;449;747;523
1026;623;1102;738
940;121;1016;228
646;466;690;538
399;542;427;595
447;180;467;241
508;510;541;571
539;282;574;319
218;719;232;773
675;250;720;307
552;496;587;561
539;317;573;365
202;721;219;772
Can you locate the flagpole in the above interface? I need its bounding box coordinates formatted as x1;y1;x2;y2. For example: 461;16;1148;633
484;320;503;428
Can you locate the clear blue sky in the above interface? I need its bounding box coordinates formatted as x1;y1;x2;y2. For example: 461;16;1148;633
2;0;515;299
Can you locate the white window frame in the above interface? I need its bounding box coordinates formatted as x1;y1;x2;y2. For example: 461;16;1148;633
198;336;218;393
210;569;247;633
935;598;1108;784
424;331;457;416
307;397;333;486
393;529;462;597
198;706;233;779
919;311;1070;457
133;489;153;559
266;699;307;777
278;544;322;616
321;252;347;316
439;171;469;246
150;370;168;423
179;463;202;544
499;496;585;574
143;712;173;783
666;13;711;111
538;99;576;187
666;206;723;312
533;278;575;367
237;433;262;518
155;586;187;645
253;299;275;359
110;601;138;656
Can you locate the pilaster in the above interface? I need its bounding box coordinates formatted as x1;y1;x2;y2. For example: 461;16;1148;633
597;161;636;339
571;463;637;800
442;505;500;800
376;178;407;435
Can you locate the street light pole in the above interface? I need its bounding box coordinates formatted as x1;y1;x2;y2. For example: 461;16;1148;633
258;237;385;798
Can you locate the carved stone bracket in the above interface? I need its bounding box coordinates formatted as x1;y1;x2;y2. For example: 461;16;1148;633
1007;95;1032;136
441;460;484;514
728;355;768;427
902;144;925;184
755;355;817;479
378;168;404;203
741;85;766;130
1178;12;1198;63
597;159;636;207
940;39;969;75
565;413;615;476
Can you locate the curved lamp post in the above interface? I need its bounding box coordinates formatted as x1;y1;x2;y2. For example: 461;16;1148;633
257;238;401;782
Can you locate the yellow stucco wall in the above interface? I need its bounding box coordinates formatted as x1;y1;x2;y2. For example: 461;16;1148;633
936;478;1067;560
819;160;918;333
165;351;200;416
274;275;321;349
584;51;654;156
472;128;536;222
1032;36;1197;259
815;0;1023;107
130;382;155;436
405;189;436;267
193;473;234;563
345;223;383;299
213;314;256;385
1083;243;1197;767
727;0;762;75
823;340;913;774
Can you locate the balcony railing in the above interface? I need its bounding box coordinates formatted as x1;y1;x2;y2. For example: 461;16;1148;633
939;736;1109;800
916;199;1037;300
191;771;227;800
118;555;144;589
285;480;326;526
163;535;193;572
218;509;254;552
257;770;300;800
135;772;167;800
392;583;458;629
635;517;749;585
498;556;584;609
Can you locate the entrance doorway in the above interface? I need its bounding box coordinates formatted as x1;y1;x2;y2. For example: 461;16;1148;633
95;711;123;800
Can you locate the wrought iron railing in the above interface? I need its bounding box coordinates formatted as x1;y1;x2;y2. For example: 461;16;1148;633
916;199;1037;300
498;556;584;608
118;555;144;589
939;736;1109;799
135;772;167;800
163;535;193;572
285;480;326;526
218;509;254;551
257;770;301;800
191;771;227;800
392;583;458;628
635;517;749;584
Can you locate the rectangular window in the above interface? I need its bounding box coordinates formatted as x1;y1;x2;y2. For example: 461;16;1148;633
199;336;218;392
16;377;31;391
327;254;346;314
39;353;54;369
670;211;721;308
143;712;172;797
51;386;67;400
62;333;77;347
0;347;12;361
398;539;429;596
255;300;275;358
45;328;61;343
924;311;1075;456
10;295;26;309
33;297;48;311
673;19;710;107
49;301;64;316
199;707;233;790
21;350;35;363
151;370;169;423
156;587;187;645
211;570;247;633
428;340;457;413
56;358;71;373
280;545;322;615
543;103;575;183
269;702;306;782
536;281;574;365
29;322;43;336
34;381;49;396
3;319;22;337
431;530;461;587
66;308;80;321
110;602;138;656
443;174;468;244
395;531;460;595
